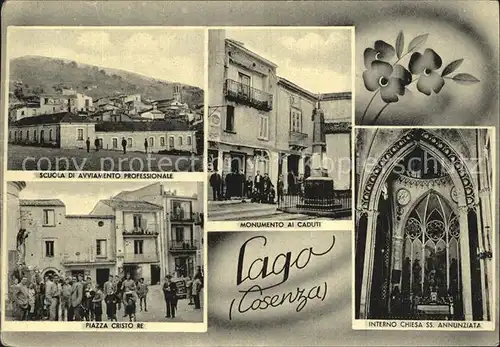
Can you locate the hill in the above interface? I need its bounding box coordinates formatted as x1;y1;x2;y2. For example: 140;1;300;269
9;55;204;106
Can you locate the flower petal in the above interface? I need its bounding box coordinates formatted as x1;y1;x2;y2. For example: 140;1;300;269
380;78;404;103
364;48;378;69
370;60;393;78
409;52;425;74
363;69;381;92
421;48;443;70
417;72;445;96
429;71;445;93
392;64;412;86
374;40;396;60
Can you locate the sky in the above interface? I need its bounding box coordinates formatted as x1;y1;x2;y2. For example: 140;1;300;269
18;181;199;214
8;27;205;88
225;28;352;94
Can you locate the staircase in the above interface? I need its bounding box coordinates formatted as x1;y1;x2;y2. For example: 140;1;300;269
208;200;316;221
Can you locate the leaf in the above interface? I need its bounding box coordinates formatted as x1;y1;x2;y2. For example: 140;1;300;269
395;31;404;59
452;73;480;85
407;33;429;53
441;59;464;77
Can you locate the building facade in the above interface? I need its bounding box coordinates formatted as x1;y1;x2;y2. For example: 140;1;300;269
355;128;494;322
207;30;352;194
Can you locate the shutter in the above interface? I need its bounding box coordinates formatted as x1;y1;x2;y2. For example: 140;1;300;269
141;217;147;231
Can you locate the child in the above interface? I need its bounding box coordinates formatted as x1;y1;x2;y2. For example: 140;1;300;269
104;293;118;321
123;291;138;322
28;283;36;320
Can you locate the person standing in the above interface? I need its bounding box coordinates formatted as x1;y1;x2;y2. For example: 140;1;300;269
144;138;148;153
28;283;36;320
162;275;177;319
238;170;245;197
277;175;284;203
224;172;232;199
185;276;194;305
121;137;127;154
116;276;124;312
92;284;104;322
209;171;222;201
262;173;272;203
192;275;202;310
137;278;149;312
94;137;100;152
60;278;72;321
86;137;91;153
254;170;263;201
45;274;59;321
103;275;116;320
15;277;30;321
121;273;136;317
244;176;254;199
69;274;84;321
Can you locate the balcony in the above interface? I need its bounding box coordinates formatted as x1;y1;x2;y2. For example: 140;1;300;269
169;239;199;252
123;225;159;237
123;252;159;264
170;210;195;223
289;131;309;149
61;253;114;266
225;79;273;111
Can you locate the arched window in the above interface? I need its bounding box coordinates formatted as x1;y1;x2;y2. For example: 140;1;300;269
178;136;183;146
49;129;53;141
149;137;154;147
34;129;37;142
26;130;30;141
169;136;174;149
187;136;192;146
9;131;12;141
400;192;460;315
14;131;18;142
255;150;270;175
19;131;23;140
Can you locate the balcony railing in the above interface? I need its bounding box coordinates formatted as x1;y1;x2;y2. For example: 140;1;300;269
289;131;308;148
170;211;194;222
225;79;273;111
62;253;113;265
169;239;199;251
123;225;159;237
123;252;159;264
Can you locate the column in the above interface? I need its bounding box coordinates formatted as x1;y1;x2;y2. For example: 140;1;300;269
282;155;289;188
457;205;473;320
359;210;379;319
298;154;305;176
269;151;280;189
479;188;493;320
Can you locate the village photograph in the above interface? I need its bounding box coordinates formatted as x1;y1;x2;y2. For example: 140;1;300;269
207;28;353;221
4;181;205;324
6;27;204;172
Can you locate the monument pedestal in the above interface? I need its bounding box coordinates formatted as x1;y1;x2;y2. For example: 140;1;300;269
297;177;340;213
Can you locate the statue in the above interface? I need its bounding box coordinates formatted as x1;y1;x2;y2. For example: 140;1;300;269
16;228;29;265
311;103;326;145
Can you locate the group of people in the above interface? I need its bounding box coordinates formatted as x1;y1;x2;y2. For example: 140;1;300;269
85;137;151;154
9;266;204;322
9;269;149;322
209;169;307;203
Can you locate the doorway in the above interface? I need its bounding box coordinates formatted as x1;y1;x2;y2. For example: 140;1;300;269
288;154;300;176
230;152;245;173
151;264;161;285
123;265;140;280
96;268;110;288
40;130;45;144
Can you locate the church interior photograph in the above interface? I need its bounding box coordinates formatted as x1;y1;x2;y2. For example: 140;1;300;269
354;128;494;322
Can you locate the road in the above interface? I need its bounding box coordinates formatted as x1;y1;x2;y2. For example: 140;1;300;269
8;145;202;172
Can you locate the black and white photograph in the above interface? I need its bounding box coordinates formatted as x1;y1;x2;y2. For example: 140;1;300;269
354;128;495;329
3;181;205;330
6;27;204;172
207;28;353;221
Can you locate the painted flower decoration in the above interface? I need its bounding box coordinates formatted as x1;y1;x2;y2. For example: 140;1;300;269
409;48;444;95
363;61;412;103
360;31;480;125
364;40;396;69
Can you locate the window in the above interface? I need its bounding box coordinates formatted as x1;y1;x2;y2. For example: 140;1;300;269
187;136;192;146
21;110;25;116
45;240;55;257
77;128;84;141
44;98;49;104
96;239;107;257
85;99;90;107
169;136;174;149
258;114;269;140
26;131;30;141
112;138;118;149
49;129;53;141
43;209;55;226
53;107;56;112
178;136;183;146
225;105;235;132
238;72;251;96
32;109;37;115
14;131;17;141
149;137;154;147
19;131;22;140
134;240;144;254
133;214;143;229
160;136;166;147
34;130;37;141
290;108;302;132
174;227;184;241
127;138;133;148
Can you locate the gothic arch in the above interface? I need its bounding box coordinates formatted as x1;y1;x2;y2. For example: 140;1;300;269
359;129;475;212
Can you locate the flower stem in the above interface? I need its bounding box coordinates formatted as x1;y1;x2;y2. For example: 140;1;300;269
393;51;411;66
371;103;390;125
360;89;379;124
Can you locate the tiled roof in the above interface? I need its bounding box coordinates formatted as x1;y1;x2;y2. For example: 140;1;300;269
11;112;94;126
20;199;65;207
100;199;163;210
95;119;191;132
324;121;351;134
